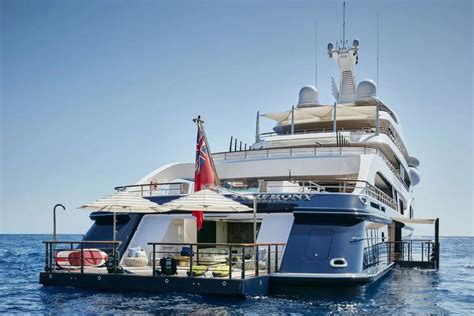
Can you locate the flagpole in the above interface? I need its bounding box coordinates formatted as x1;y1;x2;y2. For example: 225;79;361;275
193;116;220;186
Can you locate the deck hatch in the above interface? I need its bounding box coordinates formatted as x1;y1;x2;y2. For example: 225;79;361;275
303;229;334;260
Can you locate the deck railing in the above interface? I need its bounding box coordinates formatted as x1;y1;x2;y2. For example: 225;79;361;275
214;145;409;191
363;239;438;270
42;240;285;280
363;241;391;269
43;240;121;274
387;240;438;264
114;178;398;212
148;242;286;279
227;179;397;211
114;182;189;197
255;125;408;159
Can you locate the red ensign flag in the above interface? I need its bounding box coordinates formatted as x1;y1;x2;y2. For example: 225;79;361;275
193;124;216;230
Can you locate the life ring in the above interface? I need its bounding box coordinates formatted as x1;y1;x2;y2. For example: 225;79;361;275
150;179;158;191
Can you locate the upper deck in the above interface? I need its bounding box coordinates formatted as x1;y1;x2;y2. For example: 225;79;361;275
258;99;409;165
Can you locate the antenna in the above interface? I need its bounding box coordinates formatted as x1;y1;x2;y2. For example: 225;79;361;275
376;11;380;89
342;2;346;47
315;21;318;87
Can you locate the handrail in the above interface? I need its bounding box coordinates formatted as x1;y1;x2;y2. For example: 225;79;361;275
255;125;409;159
214;145;409;191
113;177;398;211
114;182;187;191
385;240;437;265
148;242;286;279
43;240;121;274
147;242;286;247
114;182;189;196
365;182;398;209
362;239;438;269
225;178;398;210
43;240;121;244
302;180;325;192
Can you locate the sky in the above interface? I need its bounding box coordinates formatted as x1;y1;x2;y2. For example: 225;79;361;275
1;0;472;236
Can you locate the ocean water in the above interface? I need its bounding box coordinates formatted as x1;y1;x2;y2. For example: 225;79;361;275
0;235;472;314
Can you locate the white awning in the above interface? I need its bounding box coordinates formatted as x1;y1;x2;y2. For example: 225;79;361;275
163;189;251;212
262;105;376;126
78;191;170;241
392;217;436;225
79;191;169;213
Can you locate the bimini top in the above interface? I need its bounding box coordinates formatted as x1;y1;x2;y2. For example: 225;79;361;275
263;104;376;126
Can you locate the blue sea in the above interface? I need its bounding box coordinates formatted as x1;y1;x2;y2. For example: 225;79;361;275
0;235;472;314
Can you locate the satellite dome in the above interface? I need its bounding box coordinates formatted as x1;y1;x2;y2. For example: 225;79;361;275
356;80;377;100
408;156;420;168
409;168;421;186
297;85;319;107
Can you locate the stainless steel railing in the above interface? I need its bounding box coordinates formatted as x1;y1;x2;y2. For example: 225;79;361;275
42;240;286;279
214;145;409;191
114;178;398;212
387;240;437;263
256;125;408;156
363;239;438;270
224;179;398;211
43;240;121;274
148;242;286;279
114;182;190;196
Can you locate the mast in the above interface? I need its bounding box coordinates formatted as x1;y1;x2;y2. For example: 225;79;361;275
327;2;359;103
255;111;260;142
377;11;380;87
342;2;346;46
315;21;318;87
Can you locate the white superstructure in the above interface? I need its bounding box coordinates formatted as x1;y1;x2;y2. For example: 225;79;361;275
138;38;420;224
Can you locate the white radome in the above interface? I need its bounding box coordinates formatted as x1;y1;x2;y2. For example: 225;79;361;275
297;85;319;107
356;79;377;100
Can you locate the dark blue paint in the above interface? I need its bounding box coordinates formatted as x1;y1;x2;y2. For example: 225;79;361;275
303;229;334;261
148;193;390;220
40;273;269;296
82;213;143;259
280;218;365;274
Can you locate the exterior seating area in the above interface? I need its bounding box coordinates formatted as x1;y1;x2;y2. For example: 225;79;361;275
197;247;228;265
123;247;148;267
44;240;286;281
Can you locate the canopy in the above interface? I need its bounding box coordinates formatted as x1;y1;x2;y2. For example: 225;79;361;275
79;191;170;213
79;191;169;241
262;105;376;125
392;217;436;225
163;189;252;212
